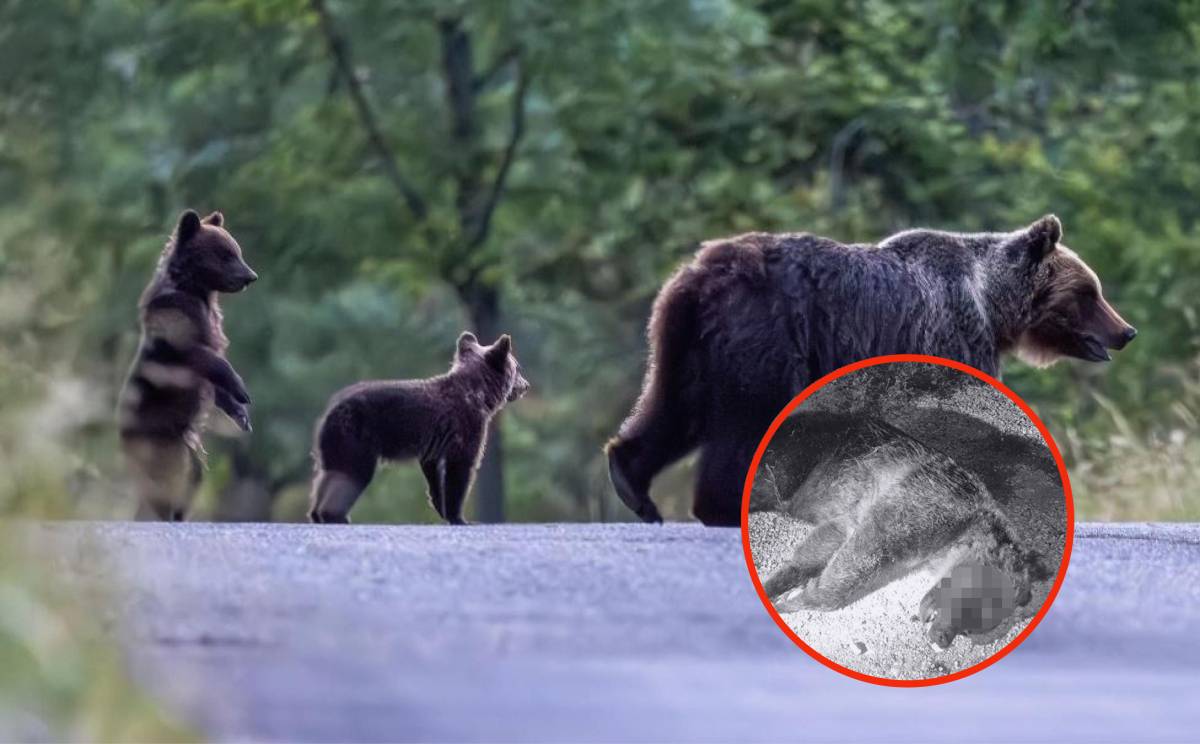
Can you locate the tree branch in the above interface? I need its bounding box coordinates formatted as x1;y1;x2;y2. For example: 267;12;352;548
440;17;481;227
829;116;865;214
474;45;519;92
310;0;428;221
468;56;530;248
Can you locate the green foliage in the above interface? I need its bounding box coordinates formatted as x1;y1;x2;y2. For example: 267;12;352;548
1;0;1198;523
0;541;196;742
0;276;192;738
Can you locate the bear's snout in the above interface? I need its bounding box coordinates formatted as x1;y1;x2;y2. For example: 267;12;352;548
233;267;258;290
1111;325;1137;350
508;372;530;402
1093;294;1136;353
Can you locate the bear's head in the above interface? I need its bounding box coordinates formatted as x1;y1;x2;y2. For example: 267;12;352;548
919;544;1051;650
453;331;531;406
167;209;258;294
919;562;1018;651
1008;215;1137;367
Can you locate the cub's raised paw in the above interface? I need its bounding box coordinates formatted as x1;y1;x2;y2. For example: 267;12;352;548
231;378;251;405
227;402;253;432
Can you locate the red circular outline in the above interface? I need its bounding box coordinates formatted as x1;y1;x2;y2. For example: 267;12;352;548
739;354;1074;687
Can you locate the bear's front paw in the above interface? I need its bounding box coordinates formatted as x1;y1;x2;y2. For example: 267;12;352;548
636;501;664;524
226;401;252;432
230;376;251;405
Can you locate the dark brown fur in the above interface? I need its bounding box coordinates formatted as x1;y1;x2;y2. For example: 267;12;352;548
609;216;1135;526
309;332;530;525
118;209;258;521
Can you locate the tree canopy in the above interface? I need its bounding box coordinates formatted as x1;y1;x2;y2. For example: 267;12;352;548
2;0;1198;522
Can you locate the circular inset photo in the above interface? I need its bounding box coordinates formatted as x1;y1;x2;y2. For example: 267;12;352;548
741;355;1071;685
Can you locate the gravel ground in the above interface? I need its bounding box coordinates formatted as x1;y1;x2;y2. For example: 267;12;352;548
748;510;1033;679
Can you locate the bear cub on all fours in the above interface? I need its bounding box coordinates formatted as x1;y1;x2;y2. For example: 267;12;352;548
310;332;530;525
118;209;258;521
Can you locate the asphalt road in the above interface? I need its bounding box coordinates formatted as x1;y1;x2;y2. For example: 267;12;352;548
28;521;1200;742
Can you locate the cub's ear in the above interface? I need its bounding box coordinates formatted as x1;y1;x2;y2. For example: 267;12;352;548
176;209;202;243
203;211;224;227
485;334;512;368
1024;214;1062;260
457;331;479;356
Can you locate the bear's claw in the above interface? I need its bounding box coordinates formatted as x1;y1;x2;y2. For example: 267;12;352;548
636;501;664;524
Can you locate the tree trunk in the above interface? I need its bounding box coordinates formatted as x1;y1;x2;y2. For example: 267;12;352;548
476;414;506;523
313;7;531;523
440;18;508;523
465;284;506;523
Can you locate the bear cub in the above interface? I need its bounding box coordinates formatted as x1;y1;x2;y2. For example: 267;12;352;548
309;332;530;525
118;209;257;521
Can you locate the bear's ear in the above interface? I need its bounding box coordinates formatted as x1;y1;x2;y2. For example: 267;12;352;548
1023;214;1062;261
202;211;224;227
176;209;202;243
485;334;512;369
457;331;479;356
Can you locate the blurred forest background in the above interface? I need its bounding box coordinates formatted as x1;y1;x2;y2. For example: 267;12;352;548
2;0;1199;528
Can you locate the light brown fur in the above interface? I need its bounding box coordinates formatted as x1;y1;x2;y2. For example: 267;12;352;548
1016;245;1136;367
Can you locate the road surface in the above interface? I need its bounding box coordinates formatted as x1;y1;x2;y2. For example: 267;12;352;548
27;521;1200;742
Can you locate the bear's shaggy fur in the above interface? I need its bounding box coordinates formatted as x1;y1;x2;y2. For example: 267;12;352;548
309;332;530;525
758;414;1048;649
608;216;1135;526
118;209;258;521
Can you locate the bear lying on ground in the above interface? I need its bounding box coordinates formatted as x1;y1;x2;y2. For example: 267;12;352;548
309;332;530;525
919;563;1020;651
757;413;1049;650
608;216;1135;526
118;209;258;521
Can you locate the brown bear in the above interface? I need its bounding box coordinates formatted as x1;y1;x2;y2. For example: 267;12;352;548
608;215;1135;526
757;414;1049;650
118;209;258;521
918;563;1022;651
309;332;530;525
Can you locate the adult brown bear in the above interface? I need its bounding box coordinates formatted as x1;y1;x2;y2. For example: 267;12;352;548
608;216;1135;526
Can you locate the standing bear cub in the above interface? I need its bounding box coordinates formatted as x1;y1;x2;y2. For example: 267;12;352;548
310;332;530;525
609;216;1136;526
119;209;258;521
